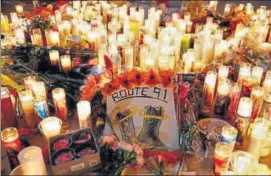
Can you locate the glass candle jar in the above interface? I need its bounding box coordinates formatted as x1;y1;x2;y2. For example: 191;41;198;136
52;88;68;128
38;117;62;141
213;142;233;175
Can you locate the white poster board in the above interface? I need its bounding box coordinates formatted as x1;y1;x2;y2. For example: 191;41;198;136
106;85;180;150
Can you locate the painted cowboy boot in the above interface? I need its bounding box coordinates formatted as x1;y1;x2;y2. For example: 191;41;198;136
116;109;136;143
137;106;169;149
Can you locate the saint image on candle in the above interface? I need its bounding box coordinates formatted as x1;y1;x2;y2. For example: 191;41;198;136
221;125;238;148
77;101;91;129
49;50;59;66
52;88;68;128
38;116;62;141
60;55;72;72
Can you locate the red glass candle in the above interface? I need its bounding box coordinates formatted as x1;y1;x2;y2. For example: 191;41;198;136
213;142;232;175
227;83;241;124
52;88;68;128
250;86;264;122
1;87;17;129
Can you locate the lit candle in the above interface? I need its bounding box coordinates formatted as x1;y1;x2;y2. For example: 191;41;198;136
218;65;229;83
234;97;253;146
140;44;149;71
245;3;254;15
224;3;231;16
231;151;256;175
129;16;140;41
259;92;271;120
49;50;59;66
183;49;195;73
77;101;91;129
23;76;36;91
228;83;242;124
221;125;238;148
19;90;37;129
250;164;271;175
214;79;231;115
33;99;49;120
18;146;47;175
203;71;217;107
10;12;18;24
58;21;71;37
66;5;73;16
1;127;23;151
209;1;218;12
108;44;121;79
32;81;46;101
52;88;68;128
214;40;229;60
73;1;81;10
193;36;203;61
158;55;169;70
213;142;233;175
60;55;72;72
55;10;62;24
71;20;80;38
15;28;25;44
31;28;43;46
238;63;251;84
87;31;98;51
15;4;24;14
248;118;268;161
261;131;271;157
1;14;10;34
124;45;134;70
252;66;263;85
202;36;215;64
145;57;154;71
192;61;203;73
263;70;271;94
49;31;60;46
38;117;62;141
181;34;191;55
98;44;106;68
250;86;264;122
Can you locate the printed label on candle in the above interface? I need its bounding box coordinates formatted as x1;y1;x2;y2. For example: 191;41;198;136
34;101;49;119
234;116;249;145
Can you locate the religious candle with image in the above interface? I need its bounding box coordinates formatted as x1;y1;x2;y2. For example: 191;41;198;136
227;82;242;124
52;88;68;128
213;142;233;175
250;86;264;122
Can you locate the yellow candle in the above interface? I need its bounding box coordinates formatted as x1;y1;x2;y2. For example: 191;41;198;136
124;45;134;70
77;101;91;129
202;36;215;64
38;117;62;141
32;81;46;101
203;71;217;107
98;44;106;68
15;4;24;14
58;21;71;37
250;164;271;175
252;66;263;85
19;90;37;128
49;50;59;66
55;10;62;24
263;70;271;94
129;16;140;41
15;28;25;44
60;55;71;72
87;31;98;51
71;20;80;37
31;28;43;46
238;63;251;84
24;76;36;91
1;14;10;34
49;31;60;46
18;146;47;175
214;40;229;60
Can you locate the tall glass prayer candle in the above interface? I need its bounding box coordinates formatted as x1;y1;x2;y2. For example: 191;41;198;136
218;65;229;84
238;63;251;84
181;34;191;55
15;28;25;44
66;5;73;16
109;44;121;79
231;151;256;175
259;92;271;120
250;86;264;122
38;117;62;141
252;66;263;85
59;21;71;37
140;44;148;71
55;10;62;24
1;87;17;129
214;40;229;60
87;31;98;51
32;81;46;101
15;4;24;14
245;3;254;15
49;50;59;66
209;1;218;12
263;70;271;94
48;31;60;46
234;97;253;146
221;125;238;148
71;20;80;38
34;99;49;120
1;127;23;169
52;88;68;128
129;17;140;41
98;44;106;68
1;14;10;34
60;55;71;72
10;12;18;24
213;142;233;175
248;118;268;161
261;131;271;157
202;37;215;64
77;101;91;129
31;28;43;46
214;79;231;115
224;4;231;16
19;90;37;129
18;146;47;175
124;45;134;70
203;71;217;107
23;76;36;91
183;49;195;73
158;55;169;70
193;36;203;61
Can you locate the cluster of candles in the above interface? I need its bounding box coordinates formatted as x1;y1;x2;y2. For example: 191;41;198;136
213;120;271;175
2;1;271;77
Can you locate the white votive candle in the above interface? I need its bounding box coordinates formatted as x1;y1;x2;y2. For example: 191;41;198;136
38;117;62;141
77;101;91;129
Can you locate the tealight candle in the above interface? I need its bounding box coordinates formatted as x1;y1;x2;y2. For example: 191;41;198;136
15;4;24;14
234;97;253;145
60;55;72;72
214;79;231;115
213;142;233;175
32;81;46;101
19;90;37;129
15;28;25;44
38;117;62;141
49;50;59;66
18;146;47;175
248;118;268;161
238;63;251;84
203;71;217;107
77;101;91;129
124;45;134;70
221;125;238;148
250;86;264;121
23;76;36;91
252;66;263;85
52;88;68;128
